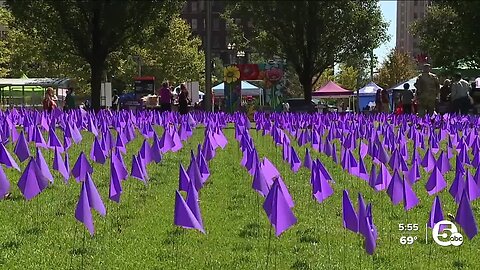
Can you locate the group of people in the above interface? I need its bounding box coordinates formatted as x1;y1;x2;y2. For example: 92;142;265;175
374;64;477;116
155;81;191;114
42;87;76;112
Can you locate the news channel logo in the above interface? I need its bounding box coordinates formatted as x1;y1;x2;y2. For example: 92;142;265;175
432;220;463;247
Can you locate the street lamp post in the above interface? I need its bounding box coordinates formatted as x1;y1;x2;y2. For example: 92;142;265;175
227;43;236;64
205;0;213;112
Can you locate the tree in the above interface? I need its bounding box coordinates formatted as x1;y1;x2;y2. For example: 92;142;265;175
7;0;182;110
110;16;204;90
411;1;480;68
225;0;387;103
336;65;359;90
375;49;418;89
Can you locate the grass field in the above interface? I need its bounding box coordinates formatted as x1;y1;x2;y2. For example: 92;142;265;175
0;119;479;269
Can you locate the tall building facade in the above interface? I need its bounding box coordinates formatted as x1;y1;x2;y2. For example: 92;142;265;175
181;0;251;65
396;0;432;62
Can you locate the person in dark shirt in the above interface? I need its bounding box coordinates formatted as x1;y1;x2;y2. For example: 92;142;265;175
64;87;76;111
178;83;190;115
402;83;414;114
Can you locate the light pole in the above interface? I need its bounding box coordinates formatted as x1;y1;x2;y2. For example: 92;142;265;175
205;0;213;112
236;50;245;64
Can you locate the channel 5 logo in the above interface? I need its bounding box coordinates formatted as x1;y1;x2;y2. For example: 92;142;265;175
432;220;463;247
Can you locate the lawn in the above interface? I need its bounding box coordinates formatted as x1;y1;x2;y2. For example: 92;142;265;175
0;112;478;269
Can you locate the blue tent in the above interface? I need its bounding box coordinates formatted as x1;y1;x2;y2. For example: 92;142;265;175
354;82;383;110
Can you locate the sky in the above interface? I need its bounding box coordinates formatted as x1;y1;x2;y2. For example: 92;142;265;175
374;0;397;64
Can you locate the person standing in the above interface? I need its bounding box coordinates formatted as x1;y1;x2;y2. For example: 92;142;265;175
375;89;382;112
64;87;76;111
157;82;172;112
380;89;390;112
178;83;190;115
112;91;120;111
414;63;440;116
450;73;472;115
401;83;414;114
42;87;57;112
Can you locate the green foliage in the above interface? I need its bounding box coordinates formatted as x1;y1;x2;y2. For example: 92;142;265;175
336;65;359;90
411;1;480;68
225;0;388;102
6;0;183;109
375;48;418;89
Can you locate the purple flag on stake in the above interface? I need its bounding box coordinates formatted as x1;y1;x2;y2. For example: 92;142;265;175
374;164;391;191
316;159;333;182
428;196;444;228
342;190;358;233
113;149;128;181
436;151;451;174
14;131;30;162
17;158;48;200
85;172;106;216
368;164;377;191
35;148;54;183
115;131;127;154
174;190;205;233
311;165;334;203
150;136;163;164
179;162;190;192
0;165;10;199
465;169;480;201
387;170;403;205
403;174;419;211
449;171;466;204
186;180;204;228
131;155;147;184
90;136;106;165
109;161;123;203
202;135;215;162
64;136;72;152
406;159;421;184
421;148;436;172
263;179;297;237
53;147;69;182
357;193;369;238
455;190;478;240
187;151;203;191
303;148;312;169
72;152;93;182
48;127;63;151
261;158;279;185
0;143;20;171
75;181;94;235
139;139;152;164
425;165;447;196
159;128;174;153
252;164;270;197
277;176;295;208
289;146;301;173
364;219;377;255
196;145;210;181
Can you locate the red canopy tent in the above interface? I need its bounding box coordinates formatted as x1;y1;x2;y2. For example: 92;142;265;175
312;81;353;98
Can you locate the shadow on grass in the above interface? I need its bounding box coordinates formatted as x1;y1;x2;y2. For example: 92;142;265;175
163;228;185;245
453;260;467;269
291;259;310;270
296;228;319;244
20;224;43;236
69;246;88;256
1;239;22;250
238;223;260;239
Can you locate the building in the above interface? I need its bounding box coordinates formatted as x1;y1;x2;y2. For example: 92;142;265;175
181;0;251;64
396;0;432;62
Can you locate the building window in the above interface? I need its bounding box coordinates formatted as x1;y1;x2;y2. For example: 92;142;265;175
191;19;198;31
213;17;220;31
191;1;197;12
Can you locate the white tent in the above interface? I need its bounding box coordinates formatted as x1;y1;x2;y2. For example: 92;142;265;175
212;81;263;96
389;76;419;91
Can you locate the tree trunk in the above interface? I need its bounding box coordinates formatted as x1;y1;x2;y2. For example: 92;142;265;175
300;76;313;103
90;60;104;111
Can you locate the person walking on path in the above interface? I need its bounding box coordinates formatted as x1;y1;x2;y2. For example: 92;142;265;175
178;83;190;115
450;73;472;115
43;87;57;112
157;82;172;112
64;87;76;111
401;83;414;114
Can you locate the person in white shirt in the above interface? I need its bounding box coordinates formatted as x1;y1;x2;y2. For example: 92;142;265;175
450;73;472;115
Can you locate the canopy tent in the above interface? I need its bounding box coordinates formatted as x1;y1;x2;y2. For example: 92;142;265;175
389;76;419;91
0;77;74;107
212;81;263;96
354;82;383;111
312;81;353;98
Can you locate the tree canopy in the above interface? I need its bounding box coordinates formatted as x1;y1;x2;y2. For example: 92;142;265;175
6;0;182;110
411;1;480;68
375;49;418;90
225;0;387;102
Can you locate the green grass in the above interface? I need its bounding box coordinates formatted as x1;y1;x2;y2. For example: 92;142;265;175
0;125;478;269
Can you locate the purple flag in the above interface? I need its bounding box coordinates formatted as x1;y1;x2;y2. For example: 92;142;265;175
428;196;444;228
186;180;204;228
421;148;436;172
449;171;466;204
53;147;69;182
387;170;403;205
85;172;106;216
48;127;63;151
131;155;148;184
0;143;20;171
115;131;127;154
402;173;419;211
75;181;94;235
113;149;128;181
311;165;334;203
252;164;270;197
364;218;377;255
465;170;480;201
90;136;106;165
109;161;123;203
436;151;451;174
139;139;152;164
35;148;54;183
455;190;478;240
303;148;312;169
342;190;358;233
179;162;190;192
17;158;48;200
261;158;280;184
289;146;301;173
72;152;93;182
14;131;30;162
263;179;297;237
0;165;10;199
174;190;205;233
425;165;447;196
